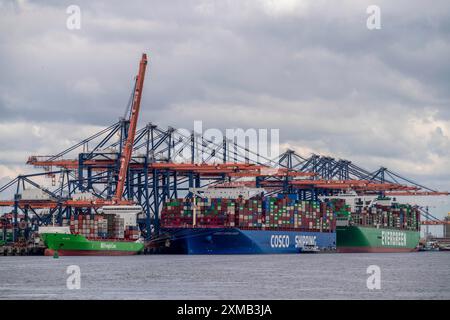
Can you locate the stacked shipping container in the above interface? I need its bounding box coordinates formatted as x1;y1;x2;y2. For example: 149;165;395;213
0;221;13;243
67;215;138;240
161;198;236;228
334;200;421;231
162;196;420;232
161;197;336;232
0;213;28;243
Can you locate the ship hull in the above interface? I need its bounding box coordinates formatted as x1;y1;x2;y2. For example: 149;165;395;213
41;233;144;256
159;227;336;254
336;225;419;253
44;249;139;256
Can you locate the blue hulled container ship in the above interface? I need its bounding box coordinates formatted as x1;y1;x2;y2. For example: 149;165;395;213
160;227;336;254
156;188;337;254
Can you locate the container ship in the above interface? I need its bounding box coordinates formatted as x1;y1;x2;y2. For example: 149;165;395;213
327;194;421;253
156;188;336;254
39;206;144;256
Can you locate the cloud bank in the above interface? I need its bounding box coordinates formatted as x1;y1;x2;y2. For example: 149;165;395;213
0;0;449;219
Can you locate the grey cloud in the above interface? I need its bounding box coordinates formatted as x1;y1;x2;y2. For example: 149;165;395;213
0;0;449;194
428;126;450;156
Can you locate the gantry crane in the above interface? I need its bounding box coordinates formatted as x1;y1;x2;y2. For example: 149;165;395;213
0;53;449;243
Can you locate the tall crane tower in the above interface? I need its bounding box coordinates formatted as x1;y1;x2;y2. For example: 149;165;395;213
114;53;148;202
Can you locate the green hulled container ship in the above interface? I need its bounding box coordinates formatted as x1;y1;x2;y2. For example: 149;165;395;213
322;194;421;253
336;225;420;253
39;205;145;256
41;231;144;256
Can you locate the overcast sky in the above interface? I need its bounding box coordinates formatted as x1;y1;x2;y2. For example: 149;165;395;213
0;0;449;221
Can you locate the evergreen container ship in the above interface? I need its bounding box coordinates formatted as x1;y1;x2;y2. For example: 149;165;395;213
156;190;337;254
328;194;421;253
336;226;420;253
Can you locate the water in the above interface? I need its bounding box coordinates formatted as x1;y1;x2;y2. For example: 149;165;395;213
1;252;449;300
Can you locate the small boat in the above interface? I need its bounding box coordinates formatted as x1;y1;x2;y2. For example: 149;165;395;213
298;244;320;253
418;241;440;252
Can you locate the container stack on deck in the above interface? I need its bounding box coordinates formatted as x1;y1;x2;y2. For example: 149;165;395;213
113;216;125;239
161;196;336;232
334;200;420;231
161;198;236;228
69;215;100;238
67;215;137;240
263;197;334;232
161;195;421;232
237;199;263;228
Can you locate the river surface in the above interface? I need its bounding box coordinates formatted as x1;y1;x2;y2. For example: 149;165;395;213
1;252;449;299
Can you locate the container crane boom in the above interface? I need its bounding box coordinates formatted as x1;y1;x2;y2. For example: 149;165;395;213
113;53;148;201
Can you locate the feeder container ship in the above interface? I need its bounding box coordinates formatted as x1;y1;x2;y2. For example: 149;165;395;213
39;206;144;256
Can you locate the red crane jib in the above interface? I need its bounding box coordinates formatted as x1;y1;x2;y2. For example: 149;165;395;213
114;53;148;201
